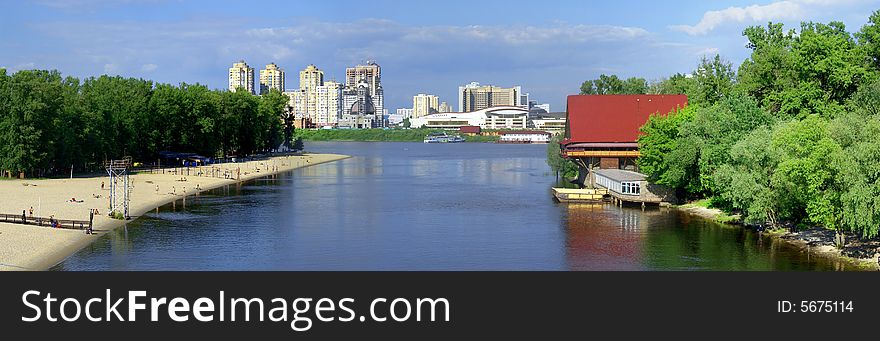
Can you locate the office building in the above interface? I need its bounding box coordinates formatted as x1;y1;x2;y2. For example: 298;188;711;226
458;82;525;112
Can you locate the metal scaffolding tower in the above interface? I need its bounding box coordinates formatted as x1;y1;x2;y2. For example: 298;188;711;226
104;157;132;219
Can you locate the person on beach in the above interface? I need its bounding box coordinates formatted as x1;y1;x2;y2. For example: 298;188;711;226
22;210;26;223
156;184;160;194
101;181;104;190
29;206;33;216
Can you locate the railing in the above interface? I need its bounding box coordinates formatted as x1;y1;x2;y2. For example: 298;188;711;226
0;213;91;230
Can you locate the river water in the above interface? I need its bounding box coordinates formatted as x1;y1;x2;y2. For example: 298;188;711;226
53;142;856;271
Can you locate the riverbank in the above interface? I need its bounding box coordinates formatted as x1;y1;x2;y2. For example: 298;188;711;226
676;200;880;271
297;128;500;142
0;153;350;271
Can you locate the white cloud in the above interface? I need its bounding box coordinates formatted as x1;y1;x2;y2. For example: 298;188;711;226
695;47;721;56
30;18;695;111
8;62;37;72
669;0;868;35
671;1;803;35
103;63;118;74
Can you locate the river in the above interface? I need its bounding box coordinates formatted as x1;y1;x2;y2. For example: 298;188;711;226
53;142;856;270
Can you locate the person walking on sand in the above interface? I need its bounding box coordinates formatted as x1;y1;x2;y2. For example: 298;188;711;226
101;181;104;190
29;206;33;216
156;184;160;194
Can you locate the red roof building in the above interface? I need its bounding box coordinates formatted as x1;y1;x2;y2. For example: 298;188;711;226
563;94;687;144
459;125;481;135
562;94;687;171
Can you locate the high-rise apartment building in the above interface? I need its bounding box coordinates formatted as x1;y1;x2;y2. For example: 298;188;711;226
228;60;254;94
259;63;285;95
457;82;524;112
412;94;439;118
315;80;342;126
439;101;453;113
344;61;384;125
396;108;414;118
299;64;324;119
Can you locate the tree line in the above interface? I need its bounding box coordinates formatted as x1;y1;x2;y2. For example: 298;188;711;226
0;72;290;177
558;11;880;241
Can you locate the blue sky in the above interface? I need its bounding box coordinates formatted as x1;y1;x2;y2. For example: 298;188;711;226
1;0;878;111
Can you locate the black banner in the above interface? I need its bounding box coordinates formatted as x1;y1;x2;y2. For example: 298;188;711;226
0;272;877;338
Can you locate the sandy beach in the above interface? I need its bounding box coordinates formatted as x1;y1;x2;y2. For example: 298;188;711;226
0;153;349;271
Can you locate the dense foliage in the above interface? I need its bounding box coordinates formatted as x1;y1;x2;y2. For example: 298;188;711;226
634;13;880;240
0;72;288;177
546;133;577;180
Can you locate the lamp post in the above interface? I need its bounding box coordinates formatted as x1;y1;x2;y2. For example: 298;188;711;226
283;104;294;151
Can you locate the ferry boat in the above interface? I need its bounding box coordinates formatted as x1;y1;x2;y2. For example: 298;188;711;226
423;132;465;143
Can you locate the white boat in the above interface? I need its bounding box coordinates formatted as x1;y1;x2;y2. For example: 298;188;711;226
424;132;465;143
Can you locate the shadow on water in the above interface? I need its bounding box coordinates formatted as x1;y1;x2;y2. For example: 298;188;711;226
562;203;861;271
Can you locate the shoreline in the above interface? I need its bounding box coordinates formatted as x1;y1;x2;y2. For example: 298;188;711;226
0;153;350;271
675;203;880;271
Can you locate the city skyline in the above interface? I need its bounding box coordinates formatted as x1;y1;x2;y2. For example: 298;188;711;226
1;0;877;111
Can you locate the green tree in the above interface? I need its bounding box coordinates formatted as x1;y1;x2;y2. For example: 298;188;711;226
637;104;697;191
546;134;577;181
692;54;735;106
857;10;880;70
650;73;695;97
580;74;647;95
739;21;873;118
0;70;66;177
651;94;774;197
257;89;288;152
771;116;844;232
713;127;783;225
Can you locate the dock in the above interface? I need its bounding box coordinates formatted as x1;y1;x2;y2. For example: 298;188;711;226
551;188;608;202
552;169;676;206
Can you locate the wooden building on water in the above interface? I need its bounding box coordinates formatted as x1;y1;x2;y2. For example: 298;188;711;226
552;94;686;205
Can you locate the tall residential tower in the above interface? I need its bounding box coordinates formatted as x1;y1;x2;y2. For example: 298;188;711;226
259;63;285;95
228;60;254;94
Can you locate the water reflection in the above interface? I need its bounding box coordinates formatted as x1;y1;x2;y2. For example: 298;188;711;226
53;142;860;271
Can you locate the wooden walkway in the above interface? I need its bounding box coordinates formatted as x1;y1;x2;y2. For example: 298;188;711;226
0;213;91;230
552;188;608;202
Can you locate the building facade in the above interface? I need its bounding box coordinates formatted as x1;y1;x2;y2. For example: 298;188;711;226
228;60;254;94
439;101;453;113
498;131;552;143
409;106;529;130
298;64;324;120
412;94;439;118
259;63;285;95
315;80;342;126
457;82;525;112
345;61;384;121
396;108;414;119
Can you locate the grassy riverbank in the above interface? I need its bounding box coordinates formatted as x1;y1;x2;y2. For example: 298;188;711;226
297;128;500;142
